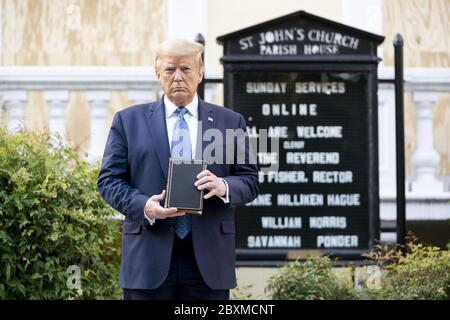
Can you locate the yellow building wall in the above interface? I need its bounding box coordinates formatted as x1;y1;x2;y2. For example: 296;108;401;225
206;0;344;71
2;0;165;153
382;0;450;176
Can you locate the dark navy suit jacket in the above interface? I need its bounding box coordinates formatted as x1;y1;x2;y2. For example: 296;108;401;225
97;97;259;290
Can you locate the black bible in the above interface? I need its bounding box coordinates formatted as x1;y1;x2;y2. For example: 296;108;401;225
164;158;207;215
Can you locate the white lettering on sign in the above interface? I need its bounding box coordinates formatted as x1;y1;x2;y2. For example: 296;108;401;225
317;235;359;248
248;235;302;248
237;28;361;55
258;28;305;44
277;194;324;206
283;140;305;150
246;194;272;206
309;216;347;229
239;36;254;50
327;194;361;206
262;103;317;116
304;44;338;55
257;152;278;165
312;171;353;183
286;152;340;164
268;126;288;138
261;216;302;229
307;30;359;49
247;126;258;138
246;82;287;94
260;44;297;55
295;82;345;95
261;171;308;183
296;126;343;138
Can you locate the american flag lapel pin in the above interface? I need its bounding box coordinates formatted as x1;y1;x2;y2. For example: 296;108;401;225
208;116;214;122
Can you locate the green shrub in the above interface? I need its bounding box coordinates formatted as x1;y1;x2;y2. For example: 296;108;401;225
265;256;355;300
265;240;449;300
362;242;450;300
230;282;254;300
0;129;122;299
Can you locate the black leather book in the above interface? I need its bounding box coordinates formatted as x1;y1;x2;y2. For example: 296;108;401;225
164;158;207;215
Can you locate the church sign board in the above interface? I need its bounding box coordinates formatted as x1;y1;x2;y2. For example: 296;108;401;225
217;11;385;261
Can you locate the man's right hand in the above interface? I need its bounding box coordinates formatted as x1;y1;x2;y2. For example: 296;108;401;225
144;190;185;220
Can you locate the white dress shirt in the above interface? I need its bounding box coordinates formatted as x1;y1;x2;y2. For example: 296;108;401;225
144;95;229;225
164;94;199;158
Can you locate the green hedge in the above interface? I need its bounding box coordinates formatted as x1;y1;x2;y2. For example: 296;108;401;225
266;256;355;300
266;242;450;300
0;129;121;299
361;243;450;300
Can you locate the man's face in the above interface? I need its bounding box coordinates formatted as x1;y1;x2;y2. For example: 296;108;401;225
156;54;202;106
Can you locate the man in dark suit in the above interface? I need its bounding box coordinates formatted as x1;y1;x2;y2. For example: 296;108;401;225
97;39;259;300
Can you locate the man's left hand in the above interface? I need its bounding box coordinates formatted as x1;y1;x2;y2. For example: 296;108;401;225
195;170;226;199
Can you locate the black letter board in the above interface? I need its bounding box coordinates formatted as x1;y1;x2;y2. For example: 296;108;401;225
217;11;385;262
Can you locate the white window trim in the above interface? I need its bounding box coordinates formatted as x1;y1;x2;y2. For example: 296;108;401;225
342;0;384;67
166;0;207;41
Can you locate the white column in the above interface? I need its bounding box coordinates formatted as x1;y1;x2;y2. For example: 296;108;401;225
1;91;28;132
86;90;111;164
204;86;213;103
378;85;397;198
128;90;157;106
410;91;444;194
44;90;69;142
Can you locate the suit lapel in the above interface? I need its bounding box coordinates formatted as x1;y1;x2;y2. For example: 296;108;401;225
145;99;170;180
195;98;215;160
145;97;213;178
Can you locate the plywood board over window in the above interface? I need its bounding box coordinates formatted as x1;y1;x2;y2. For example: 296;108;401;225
383;0;449;68
2;0;165;153
3;0;165;66
383;0;450;176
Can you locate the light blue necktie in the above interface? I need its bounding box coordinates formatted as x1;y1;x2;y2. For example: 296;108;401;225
171;107;192;239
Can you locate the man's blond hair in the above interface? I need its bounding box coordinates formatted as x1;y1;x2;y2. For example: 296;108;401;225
154;39;204;76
